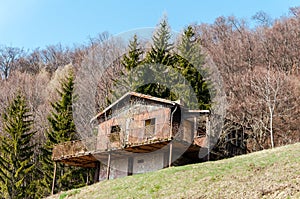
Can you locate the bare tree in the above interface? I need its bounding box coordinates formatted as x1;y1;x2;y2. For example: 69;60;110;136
252;11;273;27
74;33;126;138
0;46;23;79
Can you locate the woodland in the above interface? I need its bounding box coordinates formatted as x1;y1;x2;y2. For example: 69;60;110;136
0;7;300;198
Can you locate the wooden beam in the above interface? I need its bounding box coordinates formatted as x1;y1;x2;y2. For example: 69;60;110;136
86;169;89;185
106;153;111;180
206;117;210;161
168;142;173;167
51;162;57;195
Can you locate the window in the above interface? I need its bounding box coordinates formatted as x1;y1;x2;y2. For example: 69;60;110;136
137;159;144;163
144;118;155;137
109;125;121;142
145;118;155;126
111;125;121;133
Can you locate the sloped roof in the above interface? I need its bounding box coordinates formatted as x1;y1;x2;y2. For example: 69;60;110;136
90;92;178;123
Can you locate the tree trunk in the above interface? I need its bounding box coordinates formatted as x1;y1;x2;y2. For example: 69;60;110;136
269;106;274;148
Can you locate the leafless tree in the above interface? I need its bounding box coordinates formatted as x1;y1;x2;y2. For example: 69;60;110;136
73;33;126;138
0;46;23;79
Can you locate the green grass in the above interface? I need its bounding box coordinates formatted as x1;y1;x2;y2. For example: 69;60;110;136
47;143;300;199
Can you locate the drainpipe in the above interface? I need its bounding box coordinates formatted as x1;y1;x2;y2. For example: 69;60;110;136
169;104;178;138
168;103;177;168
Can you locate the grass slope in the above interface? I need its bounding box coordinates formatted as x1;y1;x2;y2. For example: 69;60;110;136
47;143;300;199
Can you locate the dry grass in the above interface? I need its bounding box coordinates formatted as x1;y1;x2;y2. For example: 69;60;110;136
47;143;300;199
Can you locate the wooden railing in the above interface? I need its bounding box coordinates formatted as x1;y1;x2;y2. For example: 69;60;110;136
52;138;97;160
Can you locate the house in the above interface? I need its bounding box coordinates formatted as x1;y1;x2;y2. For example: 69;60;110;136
52;92;210;184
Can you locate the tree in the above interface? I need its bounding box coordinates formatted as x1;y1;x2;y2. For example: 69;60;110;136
138;17;176;100
0;46;23;80
113;34;144;99
176;26;210;109
145;17;173;65
249;69;290;149
47;69;77;142
122;34;143;71
117;23;211;108
38;69;86;196
252;11;273;27
0;93;36;199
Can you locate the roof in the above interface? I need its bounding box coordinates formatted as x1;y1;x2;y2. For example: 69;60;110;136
90;92;178;123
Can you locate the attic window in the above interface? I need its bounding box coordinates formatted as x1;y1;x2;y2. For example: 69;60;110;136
111;125;121;133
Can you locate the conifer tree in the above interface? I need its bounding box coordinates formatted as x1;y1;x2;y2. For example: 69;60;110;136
145;17;173;65
176;26;211;109
0;93;36;199
122;34;143;71
118;21;210;109
37;70;86;196
139;17;176;99
111;34;144;102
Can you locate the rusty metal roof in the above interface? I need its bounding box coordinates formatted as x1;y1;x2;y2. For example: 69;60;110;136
90;92;178;122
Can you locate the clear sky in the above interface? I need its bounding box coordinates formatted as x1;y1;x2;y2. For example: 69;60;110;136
0;0;299;50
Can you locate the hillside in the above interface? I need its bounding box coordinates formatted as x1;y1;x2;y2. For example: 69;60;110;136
47;143;300;199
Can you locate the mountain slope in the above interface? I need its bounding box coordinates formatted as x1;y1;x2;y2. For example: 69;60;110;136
47;143;300;199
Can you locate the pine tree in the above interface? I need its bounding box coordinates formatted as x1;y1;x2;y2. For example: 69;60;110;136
37;70;86;196
110;34;144;103
0;93;36;199
116;34;143;97
47;70;76;143
145;17;173;65
122;34;143;71
139;17;176;100
176;26;211;109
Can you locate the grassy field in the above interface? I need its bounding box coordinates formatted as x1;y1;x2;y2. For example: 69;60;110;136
47;143;300;199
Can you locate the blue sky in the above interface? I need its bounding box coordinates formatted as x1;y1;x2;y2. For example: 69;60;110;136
0;0;299;50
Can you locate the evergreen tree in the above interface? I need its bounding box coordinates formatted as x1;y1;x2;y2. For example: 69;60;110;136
139;17;177;100
176;26;211;109
122;34;143;71
111;34;144;102
117;21;211;109
37;70;86;196
0;93;36;199
47;70;77;143
145;17;173;65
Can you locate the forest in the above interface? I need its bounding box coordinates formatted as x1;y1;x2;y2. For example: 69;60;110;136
0;7;300;198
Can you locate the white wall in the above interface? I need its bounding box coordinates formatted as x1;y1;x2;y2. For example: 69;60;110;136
132;153;164;174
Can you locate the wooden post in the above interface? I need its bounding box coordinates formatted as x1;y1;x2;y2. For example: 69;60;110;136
168;142;173;167
51;162;57;195
86;169;89;185
106;153;111;180
206;117;210;161
194;116;197;138
93;161;100;183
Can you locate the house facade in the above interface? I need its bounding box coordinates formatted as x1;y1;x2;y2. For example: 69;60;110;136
52;92;210;182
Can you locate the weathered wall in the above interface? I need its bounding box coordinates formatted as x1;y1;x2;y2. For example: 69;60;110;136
99;158;129;181
132;153;164;174
109;157;128;180
128;107;171;144
98;153;165;181
97;117;126;150
97;105;171;150
182;119;194;143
